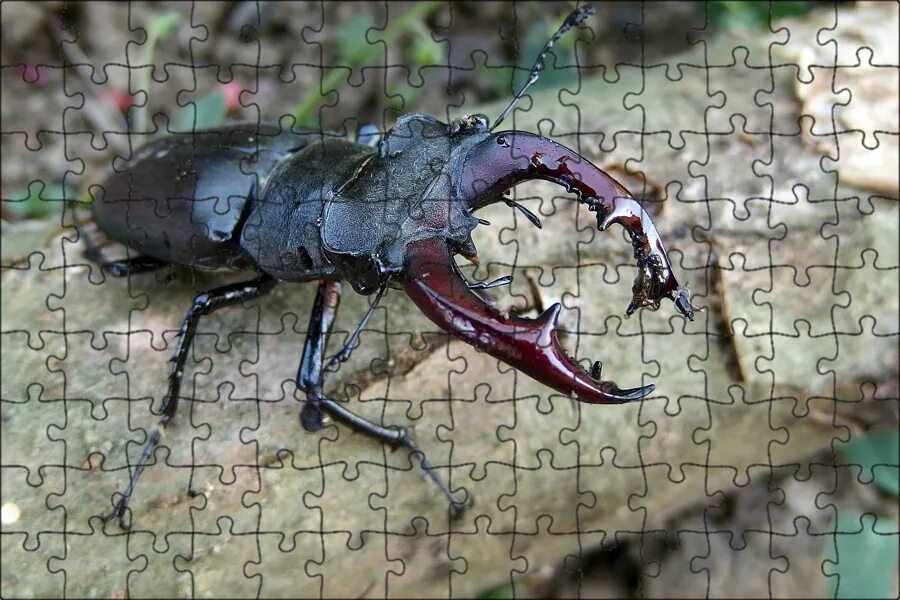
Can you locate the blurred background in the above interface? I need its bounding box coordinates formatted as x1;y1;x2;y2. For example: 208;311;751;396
0;0;826;211
2;2;897;598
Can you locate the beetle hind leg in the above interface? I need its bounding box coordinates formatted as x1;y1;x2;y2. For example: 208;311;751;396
296;281;343;432
108;273;276;528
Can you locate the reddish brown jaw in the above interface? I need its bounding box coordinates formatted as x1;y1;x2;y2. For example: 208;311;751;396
401;238;654;404
458;131;697;321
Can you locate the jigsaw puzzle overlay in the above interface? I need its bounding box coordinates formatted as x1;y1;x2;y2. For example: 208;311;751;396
1;2;898;598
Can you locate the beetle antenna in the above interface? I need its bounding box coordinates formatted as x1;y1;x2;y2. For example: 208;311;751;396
491;5;595;131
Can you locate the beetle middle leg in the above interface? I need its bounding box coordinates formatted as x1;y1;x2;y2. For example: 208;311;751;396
297;280;467;515
109;273;276;527
99;255;170;277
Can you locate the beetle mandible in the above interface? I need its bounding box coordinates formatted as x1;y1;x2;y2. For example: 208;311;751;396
85;7;697;526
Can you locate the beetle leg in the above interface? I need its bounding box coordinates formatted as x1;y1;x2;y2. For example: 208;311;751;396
297;280;343;432
295;280;466;515
296;280;385;428
100;255;170;278
316;397;467;517
162;274;277;423
109;273;276;528
322;283;387;375
77;213;170;277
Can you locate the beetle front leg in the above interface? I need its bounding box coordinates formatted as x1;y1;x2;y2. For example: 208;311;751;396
296;279;385;428
109;273;276;528
296;280;466;515
297;280;342;432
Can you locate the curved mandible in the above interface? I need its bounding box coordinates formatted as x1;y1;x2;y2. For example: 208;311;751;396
457;131;696;317
400;237;654;404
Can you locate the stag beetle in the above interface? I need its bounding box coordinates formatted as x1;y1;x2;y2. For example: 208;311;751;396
84;7;696;525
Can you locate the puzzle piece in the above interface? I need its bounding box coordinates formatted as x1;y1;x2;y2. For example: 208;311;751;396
2;2;897;598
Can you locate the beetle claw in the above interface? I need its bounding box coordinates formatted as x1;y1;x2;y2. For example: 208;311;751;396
404;125;701;403
458;131;694;321
602;382;655;402
402;238;649;404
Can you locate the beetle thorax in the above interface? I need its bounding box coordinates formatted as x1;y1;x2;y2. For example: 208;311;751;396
320;113;487;294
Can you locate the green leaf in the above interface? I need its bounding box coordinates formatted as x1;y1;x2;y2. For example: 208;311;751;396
840;430;900;497
411;33;440;66
707;1;813;29
6;181;69;220
147;11;181;42
770;1;814;21
824;512;899;599
478;582;514;599
337;14;375;63
173;90;227;132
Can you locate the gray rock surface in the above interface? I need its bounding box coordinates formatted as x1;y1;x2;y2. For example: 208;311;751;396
2;5;897;597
